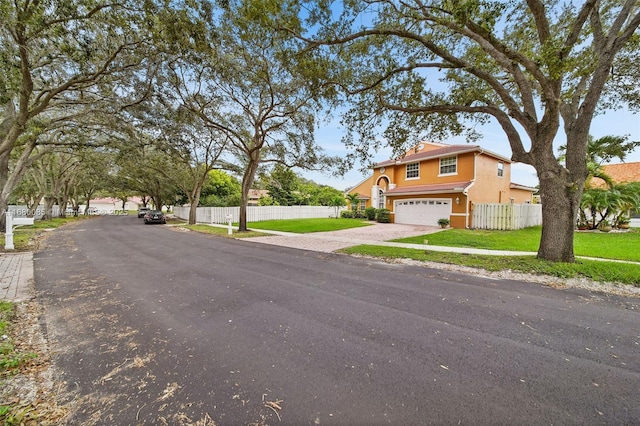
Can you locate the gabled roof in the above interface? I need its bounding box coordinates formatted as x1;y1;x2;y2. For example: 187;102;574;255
385;181;474;196
510;182;537;192
375;143;511;168
601;162;640;184
248;189;269;199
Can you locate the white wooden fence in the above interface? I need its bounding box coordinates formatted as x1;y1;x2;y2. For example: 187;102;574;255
472;203;542;230
173;205;346;224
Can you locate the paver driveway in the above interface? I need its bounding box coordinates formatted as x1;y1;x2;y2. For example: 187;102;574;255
246;222;444;252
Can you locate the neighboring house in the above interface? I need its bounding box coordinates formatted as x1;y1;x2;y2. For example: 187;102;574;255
590;162;640;188
591;162;640;218
349;142;536;228
248;189;269;206
88;196;144;213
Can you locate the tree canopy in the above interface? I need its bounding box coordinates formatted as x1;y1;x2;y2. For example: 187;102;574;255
289;0;640;262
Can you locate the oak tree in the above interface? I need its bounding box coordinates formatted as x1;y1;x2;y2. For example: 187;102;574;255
293;0;640;262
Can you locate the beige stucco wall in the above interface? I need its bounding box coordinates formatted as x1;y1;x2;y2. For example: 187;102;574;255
466;154;513;203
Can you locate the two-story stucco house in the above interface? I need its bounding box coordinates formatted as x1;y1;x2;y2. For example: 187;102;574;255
349;142;536;228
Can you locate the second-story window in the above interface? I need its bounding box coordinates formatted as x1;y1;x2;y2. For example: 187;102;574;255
439;156;457;174
406;162;419;179
497;162;504;177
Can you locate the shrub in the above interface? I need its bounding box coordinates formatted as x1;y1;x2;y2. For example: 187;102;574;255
364;207;377;220
437;218;450;227
376;209;391;223
354;210;366;219
340;210;354;218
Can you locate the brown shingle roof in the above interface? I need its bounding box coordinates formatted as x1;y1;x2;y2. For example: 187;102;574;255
375;144;511;167
385;181;474;195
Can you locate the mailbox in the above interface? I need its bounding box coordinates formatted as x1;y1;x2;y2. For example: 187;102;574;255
12;217;34;226
224;214;233;234
5;212;35;250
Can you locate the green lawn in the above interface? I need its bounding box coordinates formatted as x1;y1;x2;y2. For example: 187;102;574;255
393;226;640;262
339;245;640;287
183;224;267;238
247;218;372;233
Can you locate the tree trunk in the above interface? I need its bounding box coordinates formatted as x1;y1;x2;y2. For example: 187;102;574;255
239;152;260;232
27;194;43;217
188;180;204;225
43;196;55;220
0;152;10;232
535;159;584;263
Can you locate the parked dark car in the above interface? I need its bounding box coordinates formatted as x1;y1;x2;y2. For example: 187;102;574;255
137;207;151;218
144;210;166;224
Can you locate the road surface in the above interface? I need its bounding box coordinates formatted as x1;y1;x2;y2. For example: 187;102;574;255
34;215;640;425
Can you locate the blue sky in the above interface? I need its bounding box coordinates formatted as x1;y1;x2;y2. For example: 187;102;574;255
302;108;640;192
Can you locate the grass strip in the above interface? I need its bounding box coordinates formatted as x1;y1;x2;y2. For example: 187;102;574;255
340;245;640;287
393;226;640;262
183;224;268;238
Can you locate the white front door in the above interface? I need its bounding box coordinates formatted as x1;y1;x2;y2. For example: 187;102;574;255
394;198;452;226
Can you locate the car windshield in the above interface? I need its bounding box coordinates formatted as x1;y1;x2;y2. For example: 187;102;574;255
148;210;163;215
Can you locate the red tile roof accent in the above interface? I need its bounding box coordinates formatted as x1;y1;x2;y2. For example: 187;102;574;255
385;181;474;195
601;162;640;184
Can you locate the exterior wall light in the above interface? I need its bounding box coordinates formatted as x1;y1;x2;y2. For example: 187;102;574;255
455;196;460;205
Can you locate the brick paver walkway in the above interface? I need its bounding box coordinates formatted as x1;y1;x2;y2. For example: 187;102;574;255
0;253;33;302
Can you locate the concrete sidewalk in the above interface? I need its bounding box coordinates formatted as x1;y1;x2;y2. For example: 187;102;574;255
0;252;34;302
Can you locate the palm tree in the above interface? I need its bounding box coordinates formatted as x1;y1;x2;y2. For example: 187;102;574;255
563;135;639;228
612;182;640;226
581;187;625;229
345;193;360;213
559;135;639;189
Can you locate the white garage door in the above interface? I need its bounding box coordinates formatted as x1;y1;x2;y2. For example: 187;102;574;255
394;198;452;226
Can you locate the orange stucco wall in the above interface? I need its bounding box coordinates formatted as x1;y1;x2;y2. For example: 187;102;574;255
383;152;476;186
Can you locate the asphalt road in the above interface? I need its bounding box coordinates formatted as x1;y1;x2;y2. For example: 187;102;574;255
34;215;640;425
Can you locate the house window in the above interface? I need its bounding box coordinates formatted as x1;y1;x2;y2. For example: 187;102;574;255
378;189;385;209
359;200;366;210
439;156;457;174
497;162;504;177
406;162;419;179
